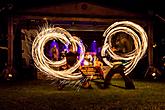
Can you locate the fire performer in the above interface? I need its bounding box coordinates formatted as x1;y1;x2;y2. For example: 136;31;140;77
103;47;135;89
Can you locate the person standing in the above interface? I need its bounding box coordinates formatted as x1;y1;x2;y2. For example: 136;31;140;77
51;45;59;61
65;45;79;68
104;62;135;89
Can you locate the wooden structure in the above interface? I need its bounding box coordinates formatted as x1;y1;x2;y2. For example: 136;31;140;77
5;2;155;78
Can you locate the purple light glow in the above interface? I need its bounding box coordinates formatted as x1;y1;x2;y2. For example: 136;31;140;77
90;40;97;53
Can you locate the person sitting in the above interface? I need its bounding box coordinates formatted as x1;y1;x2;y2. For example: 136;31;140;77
94;57;104;79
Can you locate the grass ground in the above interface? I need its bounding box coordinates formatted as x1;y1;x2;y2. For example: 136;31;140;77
0;79;165;110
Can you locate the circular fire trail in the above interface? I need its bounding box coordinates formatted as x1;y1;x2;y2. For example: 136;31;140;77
32;27;85;80
101;21;148;75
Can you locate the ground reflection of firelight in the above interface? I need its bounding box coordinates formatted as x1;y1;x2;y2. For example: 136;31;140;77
101;21;148;75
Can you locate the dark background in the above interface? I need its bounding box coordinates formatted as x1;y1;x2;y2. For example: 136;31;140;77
0;0;164;15
0;0;164;79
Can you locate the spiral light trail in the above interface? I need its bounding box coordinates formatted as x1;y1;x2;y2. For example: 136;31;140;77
101;21;148;75
32;21;147;82
32;27;85;80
